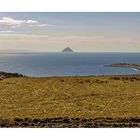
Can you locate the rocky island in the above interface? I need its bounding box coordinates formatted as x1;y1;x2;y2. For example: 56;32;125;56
62;47;74;52
105;63;140;70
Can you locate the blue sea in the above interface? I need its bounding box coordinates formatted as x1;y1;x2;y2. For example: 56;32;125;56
0;52;140;76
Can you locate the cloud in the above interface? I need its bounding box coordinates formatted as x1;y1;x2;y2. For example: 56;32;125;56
0;17;49;29
30;24;47;27
26;20;39;24
0;33;48;39
0;30;15;33
10;25;20;29
0;17;39;25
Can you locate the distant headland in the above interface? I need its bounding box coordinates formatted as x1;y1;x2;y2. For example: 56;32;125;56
62;47;74;52
0;71;24;80
105;63;140;70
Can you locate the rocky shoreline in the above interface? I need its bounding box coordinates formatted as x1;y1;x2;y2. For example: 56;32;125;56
105;63;140;70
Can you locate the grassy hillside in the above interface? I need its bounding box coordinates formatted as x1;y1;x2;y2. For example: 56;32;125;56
0;75;140;127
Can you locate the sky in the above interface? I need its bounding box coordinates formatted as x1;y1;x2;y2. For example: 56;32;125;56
0;12;140;52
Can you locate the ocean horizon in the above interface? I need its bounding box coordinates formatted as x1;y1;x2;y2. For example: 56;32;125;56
0;52;140;77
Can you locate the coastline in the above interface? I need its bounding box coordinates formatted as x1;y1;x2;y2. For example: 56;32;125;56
105;63;140;70
1;71;140;80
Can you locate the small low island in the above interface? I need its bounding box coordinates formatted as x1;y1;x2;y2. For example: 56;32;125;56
105;63;140;70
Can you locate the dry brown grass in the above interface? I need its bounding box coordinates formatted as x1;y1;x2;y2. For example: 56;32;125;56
0;75;140;120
